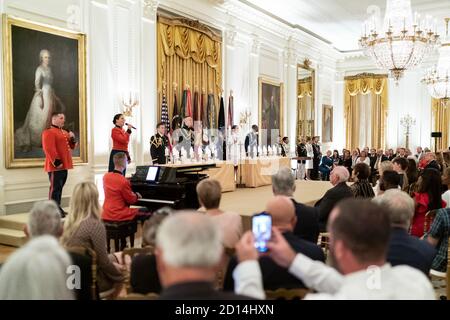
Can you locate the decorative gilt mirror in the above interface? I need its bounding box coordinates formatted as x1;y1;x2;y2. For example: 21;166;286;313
296;59;315;143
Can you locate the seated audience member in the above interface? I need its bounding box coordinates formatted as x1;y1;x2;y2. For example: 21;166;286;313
356;150;370;166
397;147;407;158
24;200;92;300
419;152;440;171
370;149;387;184
155;212;252;300
392;157;409;191
369;148;377;169
232;199;435;300
350;163;375;199
406;158;419;192
415;146;425;161
0;236;74;300
271;168;319;243
425;208;450;274
196;179;243;249
319;150;333;181
387;148;396;161
411;168;446;238
373;190;436;275
224;196;324;292
351;149;360;169
61;182;124;294
332;150;342;166
377;170;401;196
441;167;450;208
315;166;353;231
374;160;394;195
342;150;353;176
102;152;148;222
130;207;174;294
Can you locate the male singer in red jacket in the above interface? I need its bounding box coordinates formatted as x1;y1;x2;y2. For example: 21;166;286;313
42;112;77;217
102;152;151;221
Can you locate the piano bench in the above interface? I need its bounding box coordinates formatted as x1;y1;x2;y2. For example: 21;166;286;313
103;219;138;253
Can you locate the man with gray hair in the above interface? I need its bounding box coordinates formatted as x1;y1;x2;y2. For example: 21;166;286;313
25;200;62;238
272;168;319;243
373;189;436;275
23;200;92;300
155;211;252;300
314;166;353;231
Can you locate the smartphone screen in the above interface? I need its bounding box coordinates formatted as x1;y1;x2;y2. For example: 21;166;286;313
252;212;272;253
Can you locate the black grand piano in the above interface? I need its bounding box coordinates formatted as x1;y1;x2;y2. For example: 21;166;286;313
130;163;216;211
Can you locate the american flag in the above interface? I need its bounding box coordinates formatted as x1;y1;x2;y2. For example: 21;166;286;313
161;93;170;130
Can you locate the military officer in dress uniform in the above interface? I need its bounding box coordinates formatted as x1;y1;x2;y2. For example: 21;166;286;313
42;112;77;218
150;122;169;164
173;117;194;158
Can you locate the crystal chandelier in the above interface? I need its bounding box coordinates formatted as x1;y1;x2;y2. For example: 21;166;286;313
422;18;450;107
359;0;440;82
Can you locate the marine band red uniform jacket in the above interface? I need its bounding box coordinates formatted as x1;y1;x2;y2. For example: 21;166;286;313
111;127;131;151
42;126;76;172
102;171;139;221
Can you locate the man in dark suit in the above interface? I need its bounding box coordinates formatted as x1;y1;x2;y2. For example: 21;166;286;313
156;211;253;300
245;125;259;157
224;196;324;291
271;167;319;243
311;136;321;180
374;189;436;275
315;166;354;231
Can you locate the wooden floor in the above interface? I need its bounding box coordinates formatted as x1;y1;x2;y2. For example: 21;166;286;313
0;245;17;264
0;180;333;264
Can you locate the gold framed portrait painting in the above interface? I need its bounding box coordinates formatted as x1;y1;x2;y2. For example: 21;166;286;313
322;104;333;143
259;77;283;146
2;15;87;168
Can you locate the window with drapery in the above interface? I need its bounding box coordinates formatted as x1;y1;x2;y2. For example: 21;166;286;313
431;99;450;151
297;76;314;142
344;73;388;151
157;14;222;123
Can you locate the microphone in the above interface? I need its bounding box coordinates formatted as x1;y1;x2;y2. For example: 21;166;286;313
125;123;137;130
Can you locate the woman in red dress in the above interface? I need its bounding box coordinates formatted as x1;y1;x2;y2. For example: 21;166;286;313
109;114;133;175
410;168;446;237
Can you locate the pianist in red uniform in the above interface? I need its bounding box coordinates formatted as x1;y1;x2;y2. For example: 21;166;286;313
109;113;133;175
42;112;77;218
103;152;150;221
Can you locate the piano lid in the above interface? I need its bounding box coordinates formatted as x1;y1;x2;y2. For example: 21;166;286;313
157;162;216;173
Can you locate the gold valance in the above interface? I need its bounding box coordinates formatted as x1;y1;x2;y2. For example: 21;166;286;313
345;76;386;96
157;15;223;121
159;22;221;69
344;74;388;150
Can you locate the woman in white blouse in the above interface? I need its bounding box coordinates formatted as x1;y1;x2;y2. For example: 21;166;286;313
351;149;360;168
356;150;370;166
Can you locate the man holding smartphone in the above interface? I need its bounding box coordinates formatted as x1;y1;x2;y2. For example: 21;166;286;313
223;196;324;292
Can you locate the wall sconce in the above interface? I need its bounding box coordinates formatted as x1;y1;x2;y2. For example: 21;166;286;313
122;91;139;117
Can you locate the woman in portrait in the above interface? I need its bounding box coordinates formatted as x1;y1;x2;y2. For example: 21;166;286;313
15;49;65;152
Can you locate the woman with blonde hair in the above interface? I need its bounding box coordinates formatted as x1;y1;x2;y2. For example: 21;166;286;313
374;160;394;196
61;181;124;294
